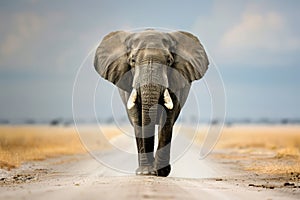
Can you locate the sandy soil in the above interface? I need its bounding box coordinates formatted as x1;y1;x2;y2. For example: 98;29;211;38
0;125;299;199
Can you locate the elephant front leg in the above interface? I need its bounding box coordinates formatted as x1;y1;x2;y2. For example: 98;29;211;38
154;124;173;177
134;125;156;175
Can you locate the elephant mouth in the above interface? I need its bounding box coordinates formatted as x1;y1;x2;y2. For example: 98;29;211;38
127;88;173;110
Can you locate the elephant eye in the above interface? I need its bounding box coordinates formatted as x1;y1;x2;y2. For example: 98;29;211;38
128;56;136;66
166;56;174;66
131;58;136;64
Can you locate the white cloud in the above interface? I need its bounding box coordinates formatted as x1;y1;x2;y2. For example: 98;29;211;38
0;9;131;73
0;12;43;57
192;1;300;67
220;11;300;52
0;11;68;71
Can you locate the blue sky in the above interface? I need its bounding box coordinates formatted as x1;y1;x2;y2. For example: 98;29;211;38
0;0;299;122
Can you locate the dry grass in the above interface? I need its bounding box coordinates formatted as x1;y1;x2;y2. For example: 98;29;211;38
0;125;122;170
215;125;300;150
194;125;300;175
1;124;300;175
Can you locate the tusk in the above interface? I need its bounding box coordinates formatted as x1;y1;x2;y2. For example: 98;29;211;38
127;89;137;109
164;89;173;110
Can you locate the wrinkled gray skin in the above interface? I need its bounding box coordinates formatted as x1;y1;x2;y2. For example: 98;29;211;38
94;30;209;177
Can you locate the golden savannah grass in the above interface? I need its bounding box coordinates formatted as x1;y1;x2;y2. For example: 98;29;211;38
0;125;122;170
198;125;300;174
0;124;299;175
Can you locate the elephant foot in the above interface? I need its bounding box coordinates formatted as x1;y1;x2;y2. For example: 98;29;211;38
154;164;171;177
135;166;157;176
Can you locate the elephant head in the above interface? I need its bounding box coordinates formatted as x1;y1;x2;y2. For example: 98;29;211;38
94;29;209;176
94;30;208;91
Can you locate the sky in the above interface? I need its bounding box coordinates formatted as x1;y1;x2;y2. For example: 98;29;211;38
0;0;299;123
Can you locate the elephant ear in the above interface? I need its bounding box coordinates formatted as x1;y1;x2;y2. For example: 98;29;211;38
168;31;209;91
94;31;133;92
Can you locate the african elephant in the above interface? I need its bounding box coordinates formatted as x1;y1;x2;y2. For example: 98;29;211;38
94;29;209;177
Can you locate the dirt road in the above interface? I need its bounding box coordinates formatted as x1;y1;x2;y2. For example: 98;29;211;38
0;134;298;199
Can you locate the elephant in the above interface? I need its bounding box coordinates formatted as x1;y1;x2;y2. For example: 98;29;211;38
94;29;209;177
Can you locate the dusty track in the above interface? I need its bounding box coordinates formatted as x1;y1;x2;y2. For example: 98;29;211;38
0;134;298;200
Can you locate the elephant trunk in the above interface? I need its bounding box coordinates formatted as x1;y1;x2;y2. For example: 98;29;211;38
137;83;161;165
140;84;161;126
135;63;165;165
135;63;167;126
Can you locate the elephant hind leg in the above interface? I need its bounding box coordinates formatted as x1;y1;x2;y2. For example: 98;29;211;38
155;165;171;177
154;124;173;177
